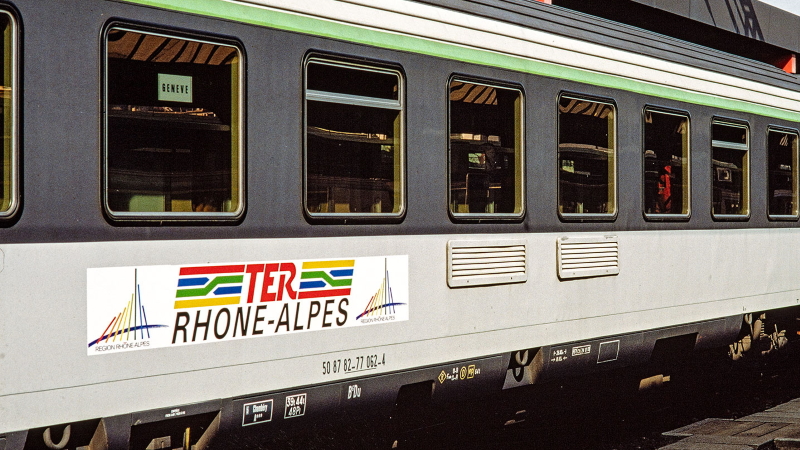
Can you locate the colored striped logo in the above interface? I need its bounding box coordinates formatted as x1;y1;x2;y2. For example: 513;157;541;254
298;260;355;299
88;282;167;348
175;265;245;309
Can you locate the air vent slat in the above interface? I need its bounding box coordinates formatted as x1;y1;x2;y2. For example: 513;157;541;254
452;252;526;261
561;254;618;262
451;246;526;254
453;262;525;272
558;236;619;279
561;256;617;265
452;267;526;277
562;262;618;270
560;247;618;255
453;257;525;265
448;239;527;287
560;243;617;250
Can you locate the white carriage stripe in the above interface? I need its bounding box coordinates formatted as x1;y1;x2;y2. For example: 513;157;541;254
235;0;800;114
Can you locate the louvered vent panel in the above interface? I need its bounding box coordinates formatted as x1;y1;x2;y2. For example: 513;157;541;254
557;235;619;279
448;239;527;287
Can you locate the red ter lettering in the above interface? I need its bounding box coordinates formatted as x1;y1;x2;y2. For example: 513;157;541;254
261;264;280;301
277;274;286;301
278;263;298;300
245;264;265;303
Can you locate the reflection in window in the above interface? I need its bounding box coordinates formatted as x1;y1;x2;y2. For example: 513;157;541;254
305;59;402;216
768;129;798;218
0;13;15;217
644;110;689;216
105;28;242;217
558;96;616;216
449;80;522;216
712;121;749;216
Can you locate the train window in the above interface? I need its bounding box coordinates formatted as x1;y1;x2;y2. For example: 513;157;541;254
643;109;690;218
103;27;243;220
767;128;799;219
0;12;16;218
711;121;749;218
304;58;403;217
558;95;616;218
448;78;523;218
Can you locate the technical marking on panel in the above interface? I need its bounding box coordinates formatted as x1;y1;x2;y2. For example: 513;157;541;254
87;255;408;354
164;408;186;419
441;363;482;383
598;340;621;363
284;393;307;419
571;344;591;356
346;384;362;400
550;348;568;363
321;352;387;376
242;399;273;426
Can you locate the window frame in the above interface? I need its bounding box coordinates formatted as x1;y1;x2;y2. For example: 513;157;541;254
447;74;525;221
766;125;800;221
557;92;618;221
641;106;691;221
101;24;246;222
303;55;406;221
710;118;750;220
0;8;18;221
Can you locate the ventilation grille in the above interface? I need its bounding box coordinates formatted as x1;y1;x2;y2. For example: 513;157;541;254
447;239;527;287
557;235;619;279
447;239;528;287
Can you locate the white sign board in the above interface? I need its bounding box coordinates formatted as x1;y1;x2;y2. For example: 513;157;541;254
157;73;193;103
87;255;409;355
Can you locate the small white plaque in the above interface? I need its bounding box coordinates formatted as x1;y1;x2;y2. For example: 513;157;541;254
158;74;193;103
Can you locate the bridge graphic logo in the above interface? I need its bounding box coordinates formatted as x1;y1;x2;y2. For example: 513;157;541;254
88;270;167;348
357;259;406;321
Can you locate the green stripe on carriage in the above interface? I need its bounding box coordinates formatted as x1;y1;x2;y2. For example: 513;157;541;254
123;0;800;122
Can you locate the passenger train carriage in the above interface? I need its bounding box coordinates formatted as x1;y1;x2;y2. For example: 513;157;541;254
2;0;800;448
